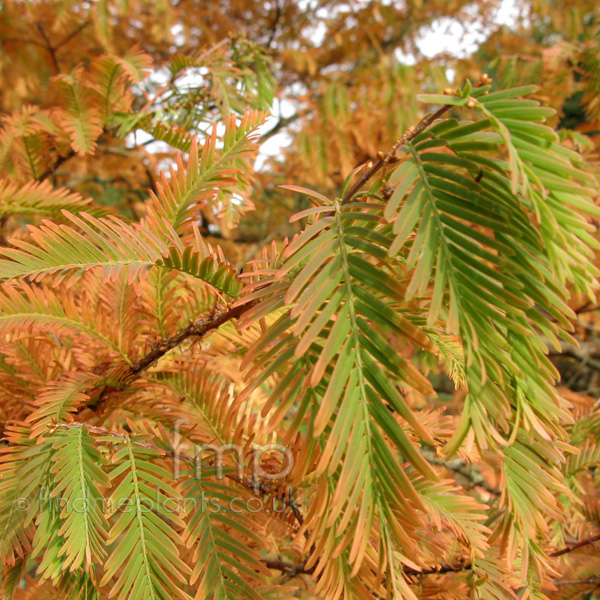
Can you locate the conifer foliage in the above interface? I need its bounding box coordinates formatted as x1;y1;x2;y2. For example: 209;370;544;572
1;2;600;600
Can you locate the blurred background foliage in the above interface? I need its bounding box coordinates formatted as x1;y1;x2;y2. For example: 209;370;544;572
1;0;597;258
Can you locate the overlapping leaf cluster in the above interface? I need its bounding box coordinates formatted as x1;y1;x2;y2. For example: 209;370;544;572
0;23;599;600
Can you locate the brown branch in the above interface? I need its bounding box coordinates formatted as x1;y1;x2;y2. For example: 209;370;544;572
259;110;307;143
37;149;77;182
550;533;600;558
339;74;493;205
261;557;313;577
33;19;90;75
36;23;61;74
406;561;472;576
252;532;600;582
0;35;48;49
0;215;8;247
265;0;282;48
420;448;500;495
86;302;252;411
401;532;600;579
54;20;90;51
0;143;72;245
340;103;453;205
262;555;473;581
236;223;289;271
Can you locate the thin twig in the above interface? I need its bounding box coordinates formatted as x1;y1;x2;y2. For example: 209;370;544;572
340;104;453;205
36;23;61;74
259;111;307;142
262;557;313;577
54;20;90;51
265;0;282;48
402;531;600;578
233;531;600;582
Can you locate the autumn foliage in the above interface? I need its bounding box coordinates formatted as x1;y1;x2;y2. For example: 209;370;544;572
1;1;600;599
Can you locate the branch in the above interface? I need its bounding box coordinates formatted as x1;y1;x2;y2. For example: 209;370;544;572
0;216;8;247
236;223;290;271
259;111;306;143
1;148;77;247
402;531;600;578
550;533;600;558
405;561;472;576
37;148;77;182
340;103;453;205
549;340;600;372
339;74;493;205
86;302;252;411
38;128;113;183
265;0;282;48
54;20;90;51
36;23;61;74
420;448;499;495
262;555;473;582
261;557;313;577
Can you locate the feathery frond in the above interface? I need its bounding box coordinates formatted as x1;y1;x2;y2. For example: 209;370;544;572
180;464;270;600
0;179;99;218
144;110;267;236
100;432;191;600
47;426;109;570
0;213;240;297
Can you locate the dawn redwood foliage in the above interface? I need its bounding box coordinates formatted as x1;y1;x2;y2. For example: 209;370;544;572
1;2;600;600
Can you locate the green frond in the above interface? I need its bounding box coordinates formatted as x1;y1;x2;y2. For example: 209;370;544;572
0;105;55;180
166;39;274;117
97;270;145;355
387;98;585;454
86;47;152;119
0;425;36;566
230;37;276;112
474;89;600;294
135;116;194;152
53;570;103;600
100;433;191;600
45;426;109;571
6;427;69;579
397;86;599;569
148;361;244;446
29;450;66;584
180;464;270;600
139;269;190;338
0;559;26;600
570;404;600;445
156;237;241;299
501;436;568;540
415;478;491;558
0;282;131;361
564;441;600;477
237;196;442;578
471;553;522;600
